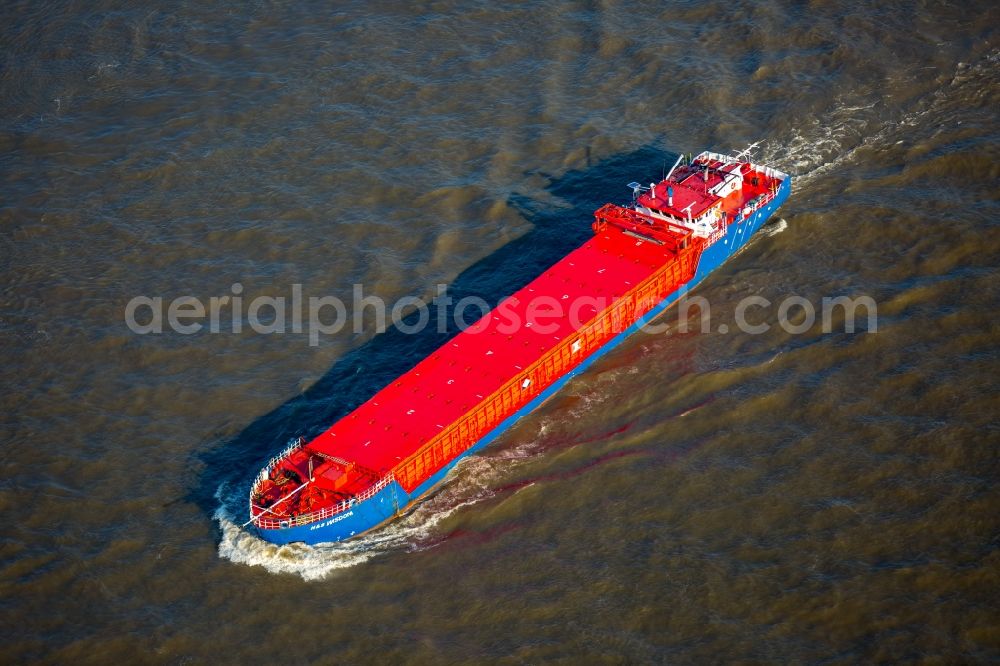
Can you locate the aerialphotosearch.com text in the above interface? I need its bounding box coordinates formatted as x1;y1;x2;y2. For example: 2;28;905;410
124;283;877;346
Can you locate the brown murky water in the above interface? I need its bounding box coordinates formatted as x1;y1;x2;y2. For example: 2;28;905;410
2;1;999;662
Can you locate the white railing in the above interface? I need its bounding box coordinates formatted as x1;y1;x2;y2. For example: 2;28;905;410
247;437;305;526
696;150;791;182
697;150;738;165
251;437;304;489
247;435;398;531
251;472;395;531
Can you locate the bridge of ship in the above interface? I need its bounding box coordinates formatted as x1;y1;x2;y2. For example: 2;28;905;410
631;154;784;236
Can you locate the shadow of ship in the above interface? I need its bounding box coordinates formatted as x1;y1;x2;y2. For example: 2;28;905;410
193;144;679;524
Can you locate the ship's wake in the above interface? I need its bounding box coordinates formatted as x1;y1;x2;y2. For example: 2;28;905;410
763;49;998;190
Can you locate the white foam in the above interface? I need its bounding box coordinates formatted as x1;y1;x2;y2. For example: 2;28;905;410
766;50;998;190
763;97;888;188
762;218;787;237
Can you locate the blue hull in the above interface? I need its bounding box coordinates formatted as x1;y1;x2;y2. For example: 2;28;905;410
256;176;792;545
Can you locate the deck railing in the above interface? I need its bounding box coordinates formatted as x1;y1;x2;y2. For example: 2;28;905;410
697;150;791;182
593;203;694;249
251;437;304;490
250;469;396;531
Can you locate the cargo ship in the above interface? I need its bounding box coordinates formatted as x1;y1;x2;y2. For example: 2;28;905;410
247;148;791;545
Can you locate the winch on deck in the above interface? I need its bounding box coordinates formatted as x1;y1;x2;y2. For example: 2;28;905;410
250;445;383;522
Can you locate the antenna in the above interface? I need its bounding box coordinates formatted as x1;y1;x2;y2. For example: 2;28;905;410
627;181;647;202
733;141;762;162
663;154;684;183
